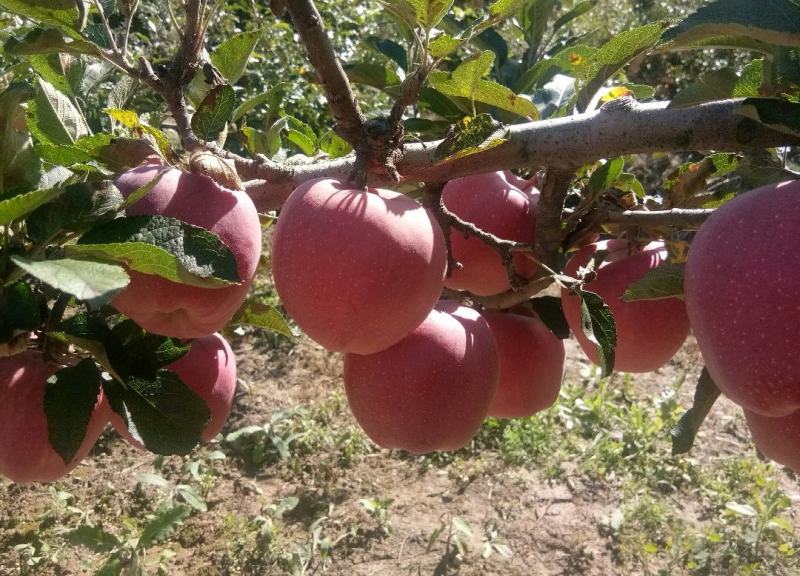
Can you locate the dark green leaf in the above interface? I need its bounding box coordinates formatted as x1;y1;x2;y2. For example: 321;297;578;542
0;83;42;196
552;1;597;33
662;0;800;49
520;0;556;56
69;214;241;287
104;371;210;456
578;289;616;377
44;359;103;464
138;504;191;549
191;84;235;141
0;282;41;342
365;36;408;71
66;524;121;553
623;263;685;301
5;27;101;57
529;296;570;339
318;129;352;159
232;83;286;121
671;367;721;455
737;97;800;137
670;69;740;107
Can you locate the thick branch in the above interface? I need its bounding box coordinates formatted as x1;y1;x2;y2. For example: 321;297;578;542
603;208;714;227
286;0;365;147
240;98;799;211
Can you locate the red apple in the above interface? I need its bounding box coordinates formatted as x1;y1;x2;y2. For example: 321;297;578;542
112;164;262;339
744;408;800;473
685;180;800;417
561;239;690;373
343;301;499;454
483;311;565;418
271;178;447;355
0;352;109;483
110;333;237;447
442;171;538;296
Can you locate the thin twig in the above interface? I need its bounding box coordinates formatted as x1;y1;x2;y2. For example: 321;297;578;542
601;208;714;227
92;0;120;53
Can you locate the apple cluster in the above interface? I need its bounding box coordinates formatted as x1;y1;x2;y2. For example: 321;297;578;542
272;174;690;454
0;163;259;483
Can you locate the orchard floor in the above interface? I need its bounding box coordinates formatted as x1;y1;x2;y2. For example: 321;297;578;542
2;333;799;576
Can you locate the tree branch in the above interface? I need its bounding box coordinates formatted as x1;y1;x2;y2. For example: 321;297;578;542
602;208;714;227
239;98;799;210
285;0;365;148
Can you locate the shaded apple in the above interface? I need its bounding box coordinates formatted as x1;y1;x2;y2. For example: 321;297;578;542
483;311;565;418
272;178;447;355
0;352;109;483
744;408;800;473
110;333;237;447
442;171;538;296
561;239;690;373
113;164;262;339
685;180;800;417
343;301;499;454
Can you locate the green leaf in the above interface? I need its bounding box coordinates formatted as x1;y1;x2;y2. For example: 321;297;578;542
734;59;764;97
514;44;595;93
613;172;645;198
410;0;453;29
274;115;318;156
529;296;570;339
191;84;235;141
0;0;82;37
434;113;508;160
737;97;800;137
0;83;42;195
0;281;42;341
519;0;556;55
66;525;121;553
11;256;129;305
29;77;89;145
670;367;721;455
5;27;101;57
104;108;173;160
586;157;624;197
623;263;685;302
67;215;240;287
429;33;462;58
232;83;286;121
578;289;616;377
105;372;210;456
365;36;408;71
0;187;61;225
27;179;122;243
44;359;103;464
211;29;263;84
138;504;192;549
429;51;539;118
230;298;294;338
344;62;401;90
28;54;73;96
670;69;740;107
488;0;524;19
576;22;666;111
110;319;191;379
662;0;800;49
318;129;352;159
241;126;280;157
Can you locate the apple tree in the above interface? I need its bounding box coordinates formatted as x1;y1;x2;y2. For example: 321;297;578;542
0;0;798;481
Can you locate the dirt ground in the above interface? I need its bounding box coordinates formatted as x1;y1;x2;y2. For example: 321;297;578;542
2;331;799;576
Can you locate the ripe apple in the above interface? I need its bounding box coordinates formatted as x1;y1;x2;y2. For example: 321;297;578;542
112;164;262;339
110;333;237;447
483;311;565;418
561;239;690;373
0;352;109;483
442;171;538;296
744;408;800;473
343;301;499;454
684;180;800;416
271;178;447;355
